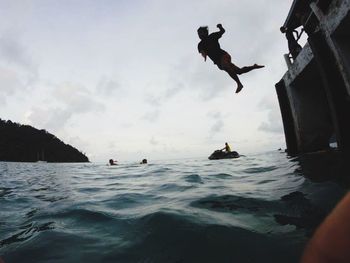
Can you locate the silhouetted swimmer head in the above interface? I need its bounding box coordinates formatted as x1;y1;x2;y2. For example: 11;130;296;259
109;159;117;165
197;26;209;39
140;159;147;164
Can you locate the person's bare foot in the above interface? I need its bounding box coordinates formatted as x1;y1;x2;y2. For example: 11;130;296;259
253;64;265;69
235;84;243;93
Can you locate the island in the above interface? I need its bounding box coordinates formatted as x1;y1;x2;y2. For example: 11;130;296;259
0;119;89;163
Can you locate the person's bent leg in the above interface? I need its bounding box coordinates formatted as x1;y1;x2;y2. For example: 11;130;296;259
220;54;244;93
224;68;244;93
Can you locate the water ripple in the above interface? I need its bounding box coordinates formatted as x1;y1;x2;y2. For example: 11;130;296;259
0;151;348;263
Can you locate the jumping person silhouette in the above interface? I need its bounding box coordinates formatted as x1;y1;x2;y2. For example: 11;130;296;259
197;24;264;93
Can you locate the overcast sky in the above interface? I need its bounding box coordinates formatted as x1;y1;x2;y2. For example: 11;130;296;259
0;0;293;162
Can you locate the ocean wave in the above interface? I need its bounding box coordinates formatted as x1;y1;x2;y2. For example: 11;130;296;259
0;221;54;248
243;165;279;174
207;173;233;179
183;174;203;183
102;193;158;209
51;208;116;223
0;152;348;262
101;211;304;263
0;188;12;198
154;183;193;192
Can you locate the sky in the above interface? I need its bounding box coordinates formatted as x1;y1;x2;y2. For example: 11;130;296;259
0;0;294;162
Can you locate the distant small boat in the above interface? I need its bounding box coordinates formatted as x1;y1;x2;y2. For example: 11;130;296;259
208;150;240;160
36;149;47;163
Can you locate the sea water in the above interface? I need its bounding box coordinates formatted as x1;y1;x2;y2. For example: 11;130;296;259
0;151;348;263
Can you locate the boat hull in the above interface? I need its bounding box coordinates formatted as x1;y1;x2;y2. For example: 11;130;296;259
208;150;240;160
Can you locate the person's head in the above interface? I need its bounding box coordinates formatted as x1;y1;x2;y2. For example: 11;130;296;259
141;159;147;164
197;26;208;39
280;26;287;33
109;159;115;165
225;142;228;146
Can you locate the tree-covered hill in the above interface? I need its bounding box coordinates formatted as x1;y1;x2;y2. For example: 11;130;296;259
0;119;89;162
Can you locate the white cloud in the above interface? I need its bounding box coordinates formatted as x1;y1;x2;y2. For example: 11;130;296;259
0;67;21;104
207;111;225;137
0;33;38;105
96;76;122;97
141;109;160;123
24;107;70;131
144;93;162;107
257;96;284;134
53;82;104;112
150;136;159;146
0;33;36;70
24;82;105;132
168;59;229;101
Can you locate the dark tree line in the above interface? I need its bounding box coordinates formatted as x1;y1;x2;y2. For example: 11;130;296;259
0;119;89;162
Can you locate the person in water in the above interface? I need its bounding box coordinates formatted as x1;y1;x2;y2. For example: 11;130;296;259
109;159;117;165
221;142;231;152
140;159;148;164
197;24;265;93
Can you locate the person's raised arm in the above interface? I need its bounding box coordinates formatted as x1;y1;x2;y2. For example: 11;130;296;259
217;23;225;37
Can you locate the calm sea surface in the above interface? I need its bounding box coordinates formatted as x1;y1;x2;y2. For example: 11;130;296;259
0;151;348;263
